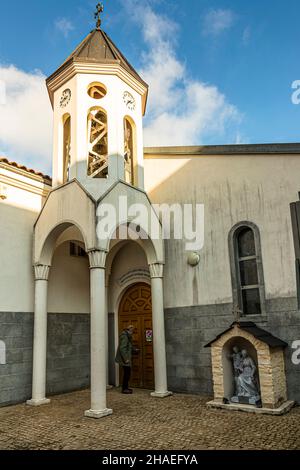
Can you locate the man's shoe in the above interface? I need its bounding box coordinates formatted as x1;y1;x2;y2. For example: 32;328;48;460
122;389;133;394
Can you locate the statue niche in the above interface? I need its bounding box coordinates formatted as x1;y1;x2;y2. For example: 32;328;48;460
205;322;291;413
229;346;261;406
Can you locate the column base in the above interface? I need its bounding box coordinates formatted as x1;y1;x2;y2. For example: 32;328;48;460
84;408;113;419
26;398;51;407
106;385;113;390
151;391;173;398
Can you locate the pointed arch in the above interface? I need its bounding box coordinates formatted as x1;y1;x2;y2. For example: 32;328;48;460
123;116;137;186
62;113;71;184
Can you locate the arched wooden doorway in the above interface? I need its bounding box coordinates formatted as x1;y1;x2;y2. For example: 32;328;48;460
118;283;154;389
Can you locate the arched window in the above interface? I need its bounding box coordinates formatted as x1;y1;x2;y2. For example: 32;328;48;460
87;82;107;100
63;115;71;183
87;108;108;178
229;222;265;316
124;117;135;185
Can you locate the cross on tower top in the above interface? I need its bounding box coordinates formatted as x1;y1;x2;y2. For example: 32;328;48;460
94;2;104;30
232;305;243;323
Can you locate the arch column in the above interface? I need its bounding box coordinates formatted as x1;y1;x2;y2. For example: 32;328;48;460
85;250;113;419
149;263;172;398
27;265;51;406
106;269;113;389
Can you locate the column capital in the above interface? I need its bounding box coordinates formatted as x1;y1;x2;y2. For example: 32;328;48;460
88;249;107;269
149;263;164;279
34;265;50;281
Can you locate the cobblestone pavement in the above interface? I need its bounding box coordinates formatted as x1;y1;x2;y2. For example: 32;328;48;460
0;389;299;450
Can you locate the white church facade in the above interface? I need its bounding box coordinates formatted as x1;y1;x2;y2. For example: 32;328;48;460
1;12;300;415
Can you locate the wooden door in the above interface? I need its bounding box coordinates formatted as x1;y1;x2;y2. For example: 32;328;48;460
118;283;154;389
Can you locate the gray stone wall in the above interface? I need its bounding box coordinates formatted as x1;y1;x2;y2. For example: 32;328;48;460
46;313;90;395
0;312;90;406
0;313;33;406
1;301;300;406
165;298;300;403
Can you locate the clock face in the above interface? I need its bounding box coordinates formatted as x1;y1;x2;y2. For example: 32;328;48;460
123;91;136;111
60;89;71;108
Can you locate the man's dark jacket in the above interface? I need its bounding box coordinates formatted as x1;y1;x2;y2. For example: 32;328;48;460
115;330;133;367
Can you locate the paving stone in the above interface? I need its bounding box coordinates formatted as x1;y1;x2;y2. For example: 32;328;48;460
0;389;299;450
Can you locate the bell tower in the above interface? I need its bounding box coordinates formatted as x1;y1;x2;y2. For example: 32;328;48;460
46;2;148;197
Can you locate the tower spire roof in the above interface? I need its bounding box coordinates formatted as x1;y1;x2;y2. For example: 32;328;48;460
47;29;147;89
46;2;148;114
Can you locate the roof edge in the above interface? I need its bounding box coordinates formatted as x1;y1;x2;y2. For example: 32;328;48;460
0;157;52;184
204;321;288;348
46;29;148;90
144;143;300;156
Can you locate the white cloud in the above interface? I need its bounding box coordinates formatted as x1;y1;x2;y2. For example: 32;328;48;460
203;9;236;37
235;132;248;145
242;26;251;45
0;65;52;173
55;17;74;38
128;2;240;146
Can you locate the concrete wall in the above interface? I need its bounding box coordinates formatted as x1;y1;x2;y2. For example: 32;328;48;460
48;241;90;314
164;298;300;402
144;150;300;402
0;166;49;313
0;205;36;312
1;304;299;405
0;312;90;406
46;313;90;395
144;153;300;308
0;313;33;405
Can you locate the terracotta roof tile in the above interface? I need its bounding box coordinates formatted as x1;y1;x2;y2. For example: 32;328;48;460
0;157;52;183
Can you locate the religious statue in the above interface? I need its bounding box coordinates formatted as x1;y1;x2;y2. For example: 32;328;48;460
228;346;242;395
230;348;261;405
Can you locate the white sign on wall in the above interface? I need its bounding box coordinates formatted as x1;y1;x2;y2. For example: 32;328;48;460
0;340;6;365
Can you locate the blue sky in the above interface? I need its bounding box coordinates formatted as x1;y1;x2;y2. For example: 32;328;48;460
1;0;300;172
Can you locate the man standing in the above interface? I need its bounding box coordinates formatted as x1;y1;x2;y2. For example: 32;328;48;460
115;325;135;394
